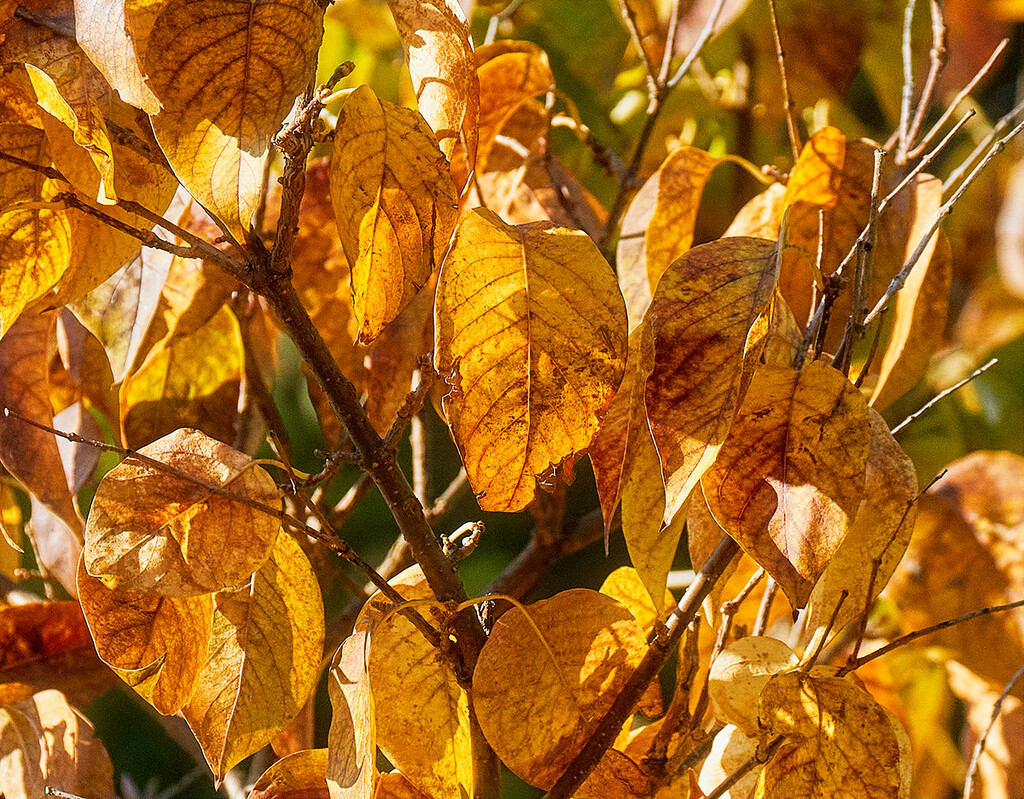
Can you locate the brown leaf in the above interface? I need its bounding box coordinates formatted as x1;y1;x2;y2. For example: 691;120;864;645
250;748;331;799
182;532;324;777
435;208;628;512
329;85;457;343
385;0;477;163
701;361;871;607
84;427;280;596
645;237;779;526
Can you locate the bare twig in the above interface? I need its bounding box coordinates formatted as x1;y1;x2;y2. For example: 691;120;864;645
619;0;659;91
963;661;1024;798
752;577;779;636
945;97;1024;192
904;0;948;152
767;0;801;162
896;0;919;160
891;358;998;434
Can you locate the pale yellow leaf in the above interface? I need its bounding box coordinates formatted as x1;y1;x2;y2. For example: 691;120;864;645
708;636;798;736
327;626;374;799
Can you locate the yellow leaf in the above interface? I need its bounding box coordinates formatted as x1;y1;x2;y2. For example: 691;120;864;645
132;0;324;239
0;481;22;580
359;567;471;799
84;427;280;596
646;237;779;526
617;147;723;327
119;304;243;448
697;725;761;799
251;748;330;799
75;0;161;114
182;532;324;778
327;626;375;799
330;85;457;343
435;208;628;512
473;589;647;790
724;183;786;240
375;771;432;799
600;566;676;634
77;556;214;714
701;361;871;608
756;672;910;799
708;636;798;736
385;0;476;162
0;124;71;339
805;409;917;639
0;308;83;538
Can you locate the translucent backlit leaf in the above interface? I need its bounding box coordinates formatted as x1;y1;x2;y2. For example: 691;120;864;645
182;532;324;778
697;724;761;799
617;147;723;327
77;556;214;714
251;748;330;799
329;85;457;342
645;237;779;526
84;427;280;596
435;208;627;512
756;672;910;799
473;589;647;790
701;361;871;607
133;0;324;239
119;304;243;448
327;626;374;799
708;636;798;736
385;0;476;162
358;567;471;799
805;409;917;639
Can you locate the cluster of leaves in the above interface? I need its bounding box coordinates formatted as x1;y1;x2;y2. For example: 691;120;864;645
0;0;1023;799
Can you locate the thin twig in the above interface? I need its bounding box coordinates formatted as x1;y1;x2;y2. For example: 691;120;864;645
891;358;998;434
945;97;1024;192
327;472;375;528
426;468;470;522
896;0;918;160
752;577;779;636
704;737;782;799
619;0;659;91
963;661;1024;799
767;0;801;163
666;0;728;89
904;0;948;152
842;597;1024;674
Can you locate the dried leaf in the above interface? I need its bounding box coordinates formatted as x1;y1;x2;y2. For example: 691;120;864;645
132;0;324;239
805;409;917;638
435;208;627;512
119;304;243;448
78;556;214;714
701;361;871;607
182;532;324;777
617;147;723;327
756;672;910;799
329;85;457;342
84;427;280;596
250;748;330;799
385;0;476;162
25;497;83;597
708;636;798;735
327;626;374;799
473;589;647;790
645;237;779;526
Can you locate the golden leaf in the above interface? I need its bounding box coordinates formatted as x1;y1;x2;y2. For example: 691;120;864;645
327;626;375;799
701;361;871;607
77;556;214;714
697;725;760;799
708;636;798;736
756;672;910;799
132;0;324;239
435;208;627;512
617;147;723;327
251;748;330;799
805;409;917;638
385;0;476;162
645;237;779;526
182;532;324;778
375;771;432;799
329;85;457;343
599;566;676;634
119;304;243;448
473;589;647;790
359;567;471;799
84;427;280;596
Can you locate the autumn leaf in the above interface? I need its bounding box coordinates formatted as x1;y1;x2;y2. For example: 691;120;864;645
129;0;324;239
329;84;457;342
327;625;374;799
359;567;471;799
78;556;214;714
757;672;911;799
435;208;627;512
701;361;871;607
84;427;281;596
473;589;648;790
697;724;761;799
182;532;324;777
251;748;330;799
385;0;477;164
708;637;799;736
617;146;724;327
805;408;917;639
